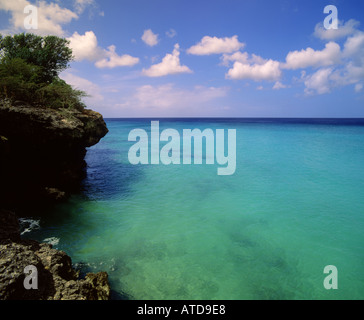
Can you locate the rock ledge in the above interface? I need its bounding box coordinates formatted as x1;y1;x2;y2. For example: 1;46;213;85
0;103;109;213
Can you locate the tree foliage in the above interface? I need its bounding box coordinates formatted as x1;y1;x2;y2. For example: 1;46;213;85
0;33;73;83
0;33;86;111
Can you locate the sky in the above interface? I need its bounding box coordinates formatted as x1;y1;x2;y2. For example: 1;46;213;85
1;0;364;118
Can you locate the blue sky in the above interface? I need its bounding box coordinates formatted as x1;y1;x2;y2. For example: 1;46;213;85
1;0;364;118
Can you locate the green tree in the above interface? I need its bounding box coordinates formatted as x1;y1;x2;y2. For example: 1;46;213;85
0;33;73;83
0;33;86;111
0;57;42;102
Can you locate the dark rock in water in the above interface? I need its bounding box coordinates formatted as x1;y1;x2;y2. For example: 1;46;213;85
0;104;108;213
0;210;110;300
0;209;21;242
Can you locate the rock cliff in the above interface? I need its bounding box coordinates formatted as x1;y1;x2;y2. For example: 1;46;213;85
0;103;108;213
0;103;110;300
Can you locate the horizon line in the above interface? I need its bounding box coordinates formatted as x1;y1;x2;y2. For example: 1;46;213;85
103;116;364;120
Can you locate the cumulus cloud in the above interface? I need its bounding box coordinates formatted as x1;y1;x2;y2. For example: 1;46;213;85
218;19;363;94
221;52;269;66
300;26;364;95
222;50;282;82
303;68;333;95
141;29;159;47
95;45;140;68
0;0;78;36
142;44;192;77
214;19;364;95
343;31;364;58
284;42;341;70
221;51;249;66
343;32;364;84
314;19;360;40
226;59;282;81
68;31;103;61
68;31;139;68
187;35;245;55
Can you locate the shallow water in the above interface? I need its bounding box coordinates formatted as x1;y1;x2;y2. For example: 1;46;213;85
24;119;364;299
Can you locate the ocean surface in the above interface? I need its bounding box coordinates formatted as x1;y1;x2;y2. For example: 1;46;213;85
23;118;364;300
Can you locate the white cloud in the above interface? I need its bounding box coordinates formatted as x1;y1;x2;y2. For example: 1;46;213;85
68;31;103;61
221;51;269;66
273;81;287;90
327;31;364;91
0;0;78;36
343;31;364;58
117;83;228;114
344;62;364;83
68;31;139;68
95;45;140;68
223;51;282;82
220;19;364;94
284;42;341;70
221;51;249;66
314;19;360;40
355;83;363;92
141;29;159;47
187;35;245;55
73;0;96;14
303;68;333;95
343;32;364;84
249;54;268;65
298;21;364;95
302;60;364;96
166;28;177;38
226;59;282;81
142;44;192;77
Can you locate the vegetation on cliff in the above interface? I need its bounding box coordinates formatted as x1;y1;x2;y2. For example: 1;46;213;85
0;33;86;111
0;33;110;300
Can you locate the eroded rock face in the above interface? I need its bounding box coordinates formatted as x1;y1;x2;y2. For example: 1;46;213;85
0;104;108;213
0;104;110;300
0;210;110;300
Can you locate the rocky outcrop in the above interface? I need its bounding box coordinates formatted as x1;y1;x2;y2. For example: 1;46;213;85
0;103;108;214
0;210;110;300
0;103;110;300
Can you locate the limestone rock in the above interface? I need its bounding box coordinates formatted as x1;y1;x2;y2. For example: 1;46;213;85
0;210;111;300
0;104;108;213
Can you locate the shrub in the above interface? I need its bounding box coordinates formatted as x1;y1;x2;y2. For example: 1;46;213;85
36;78;87;111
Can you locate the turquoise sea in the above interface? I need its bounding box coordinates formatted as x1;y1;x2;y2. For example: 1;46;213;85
23;118;364;300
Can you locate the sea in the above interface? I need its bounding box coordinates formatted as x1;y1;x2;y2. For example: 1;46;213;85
22;118;364;300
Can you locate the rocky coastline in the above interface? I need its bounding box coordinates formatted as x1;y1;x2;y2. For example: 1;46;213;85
0;103;110;300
